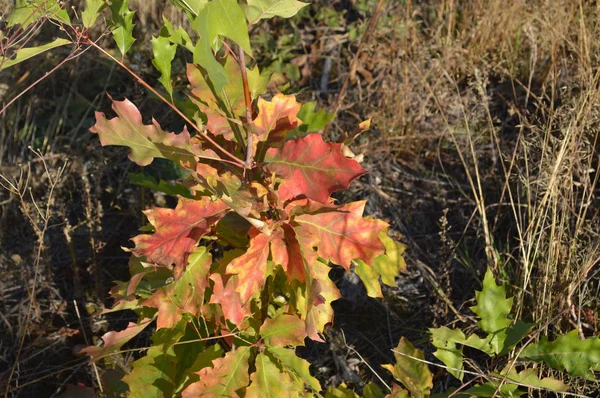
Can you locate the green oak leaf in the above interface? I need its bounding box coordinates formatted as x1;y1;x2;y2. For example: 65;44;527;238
373;232;407;287
354;259;383;298
244;0;308;24
297;101;336;133
161;17;195;52
109;0;136;56
0;38;70;72
521;330;600;379
192;0;252;94
246;352;307;398
152;35;177;97
8;0;71;28
384;337;433;398
267;346;321;392
470;268;513;354
82;0;107;28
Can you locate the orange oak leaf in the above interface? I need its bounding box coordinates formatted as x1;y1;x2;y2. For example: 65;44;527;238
209;273;250;326
294;210;388;270
270;223;306;282
143;248;212;329
264;133;366;204
182;347;251;398
252;93;302;143
80;318;153;361
91;96;218;167
225;228;271;303
131;197;229;275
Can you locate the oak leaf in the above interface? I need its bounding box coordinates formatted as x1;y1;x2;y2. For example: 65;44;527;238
209;273;251;326
143;248;212;329
226;228;272;303
81;318;153;361
91;97;217;167
264;133;366;203
252;93;302;144
131;197;229;275
294;210;388;270
182;346;251;398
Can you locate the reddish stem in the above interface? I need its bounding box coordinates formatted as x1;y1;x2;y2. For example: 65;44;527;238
238;44;254;168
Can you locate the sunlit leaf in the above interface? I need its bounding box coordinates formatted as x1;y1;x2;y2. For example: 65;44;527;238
267;346;321;392
209;273;250;326
354;259;383;298
81;318;153;361
246;352;307;398
470;268;513;354
192;0;252;93
143;247;213;329
0;38;71;71
373;232;406;287
226;227;272;303
182;346;252;397
131;197;228;274
161;17;195;52
295;210;387;270
297;101;336;133
264;133;366;204
260;313;306;347
252;93;302;144
244;0;308;24
91;97;219;167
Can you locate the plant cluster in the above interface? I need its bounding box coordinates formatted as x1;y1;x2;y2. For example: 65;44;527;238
2;1;600;397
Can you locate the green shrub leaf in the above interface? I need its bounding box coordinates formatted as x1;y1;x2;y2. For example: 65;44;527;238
470;268;513;354
109;0;136;56
520;330;600;379
384;337;433;398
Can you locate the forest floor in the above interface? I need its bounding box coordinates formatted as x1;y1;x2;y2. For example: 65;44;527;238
1;0;600;396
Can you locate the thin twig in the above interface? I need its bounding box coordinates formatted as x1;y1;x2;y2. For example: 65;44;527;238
238;44;254;167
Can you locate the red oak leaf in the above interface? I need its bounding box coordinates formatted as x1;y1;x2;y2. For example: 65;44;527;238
80;318;153;361
294;210;388;270
252;93;302;143
182;347;251;398
209;273;250;326
132;197;229;275
143;248;212;329
264;133;366;203
226;228;271;303
91;96;218;168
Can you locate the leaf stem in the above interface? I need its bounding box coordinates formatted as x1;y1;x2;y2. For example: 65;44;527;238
85;38;246;169
238;44;254;168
